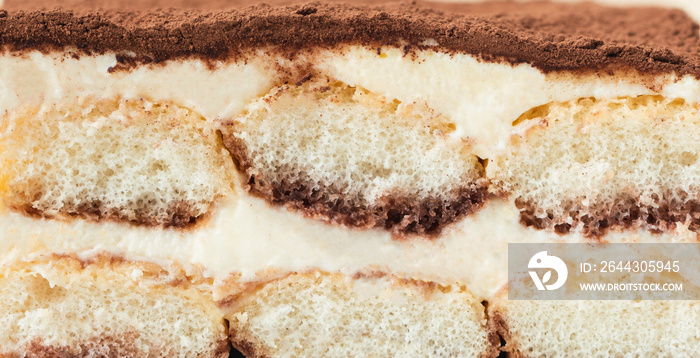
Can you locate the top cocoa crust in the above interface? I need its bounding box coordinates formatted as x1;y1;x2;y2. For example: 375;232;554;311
2;1;700;77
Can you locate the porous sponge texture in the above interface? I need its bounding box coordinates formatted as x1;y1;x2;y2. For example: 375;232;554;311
228;272;494;358
229;80;482;204
493;298;700;357
0;96;235;226
493;96;700;229
0;256;228;358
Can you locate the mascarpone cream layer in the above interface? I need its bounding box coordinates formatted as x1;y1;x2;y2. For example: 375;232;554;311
315;47;700;157
1;47;699;300
2;192;697;300
3;48;700;158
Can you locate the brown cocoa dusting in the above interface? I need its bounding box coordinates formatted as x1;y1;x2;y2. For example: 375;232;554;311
516;195;700;239
2;1;700;78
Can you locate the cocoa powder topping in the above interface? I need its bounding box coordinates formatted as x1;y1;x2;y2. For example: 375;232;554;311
2;1;700;77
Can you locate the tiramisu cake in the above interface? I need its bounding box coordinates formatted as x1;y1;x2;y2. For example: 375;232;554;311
0;0;698;357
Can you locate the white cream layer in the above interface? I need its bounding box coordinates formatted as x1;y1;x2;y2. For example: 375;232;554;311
0;50;273;122
317;47;700;157
4;48;700;158
1;48;699;300
2;191;697;301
